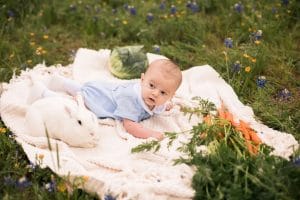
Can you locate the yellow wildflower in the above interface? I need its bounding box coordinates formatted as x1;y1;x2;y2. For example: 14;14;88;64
38;154;44;160
43;35;49;39
9;53;14;59
122;20;128;25
255;40;261;45
251;58;257;63
42;50;47;54
243;53;250;58
30;42;36;46
30;32;35;37
57;182;67;192
0;127;6;134
27;60;32;64
245;66;251;72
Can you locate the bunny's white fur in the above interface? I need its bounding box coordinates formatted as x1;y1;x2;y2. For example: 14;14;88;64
24;94;100;148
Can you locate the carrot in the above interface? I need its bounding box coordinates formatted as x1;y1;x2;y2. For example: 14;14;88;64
203;115;213;125
249;130;262;145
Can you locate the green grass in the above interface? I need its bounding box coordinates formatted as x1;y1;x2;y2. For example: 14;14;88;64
0;0;299;199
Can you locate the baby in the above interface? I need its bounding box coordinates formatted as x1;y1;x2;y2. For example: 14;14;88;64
29;59;182;140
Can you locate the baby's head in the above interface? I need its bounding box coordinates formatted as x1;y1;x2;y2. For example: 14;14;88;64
141;59;182;109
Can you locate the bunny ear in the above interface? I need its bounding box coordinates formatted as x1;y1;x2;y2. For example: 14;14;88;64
64;105;75;117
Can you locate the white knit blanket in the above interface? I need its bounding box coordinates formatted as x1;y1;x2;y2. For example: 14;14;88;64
0;48;298;200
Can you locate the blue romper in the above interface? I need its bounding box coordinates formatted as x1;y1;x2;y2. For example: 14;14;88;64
81;81;166;122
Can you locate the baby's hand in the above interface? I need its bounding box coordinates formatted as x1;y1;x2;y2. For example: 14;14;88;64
165;101;173;111
151;131;164;141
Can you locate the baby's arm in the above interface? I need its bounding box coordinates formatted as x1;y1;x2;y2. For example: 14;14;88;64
122;119;164;140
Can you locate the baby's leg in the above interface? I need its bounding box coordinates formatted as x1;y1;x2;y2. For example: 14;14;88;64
48;74;82;96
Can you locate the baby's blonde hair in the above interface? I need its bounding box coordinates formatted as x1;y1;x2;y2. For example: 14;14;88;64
146;59;182;89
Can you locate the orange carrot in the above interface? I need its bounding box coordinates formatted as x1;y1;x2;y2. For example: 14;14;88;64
249;130;262;145
203;115;213;125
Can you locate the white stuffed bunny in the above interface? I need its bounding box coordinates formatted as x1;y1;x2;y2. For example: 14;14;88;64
24;93;100;148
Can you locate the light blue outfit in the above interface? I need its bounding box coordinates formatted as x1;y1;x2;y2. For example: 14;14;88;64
81;81;166;122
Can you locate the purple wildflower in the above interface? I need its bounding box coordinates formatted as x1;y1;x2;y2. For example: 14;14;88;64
7;10;15;18
234;2;244;13
44;180;56;192
232;61;241;72
256;76;266;88
147;13;154;23
224;38;233;48
254;30;263;40
16;176;32;189
293;156;300;167
104;194;117;200
278;88;292;101
129;6;137;15
186;1;192;9
190;2;200;13
170;5;177;14
153;45;160;53
281;0;289;6
160;1;166;10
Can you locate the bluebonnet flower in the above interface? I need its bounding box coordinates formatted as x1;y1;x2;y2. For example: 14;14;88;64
123;3;129;10
256;76;266;88
129;6;137;15
4;176;15;186
104;194;117;200
170;5;177;14
186;1;192;9
232;61;241;72
224;38;233;48
16;176;32;189
160;1;166;10
147;13;154;23
278;88;292;101
281;0;289;6
44;180;56;192
7;10;15;18
153;45;160;53
234;2;244;13
69;4;76;12
190;2;200;13
254;30;263;40
293;156;300;167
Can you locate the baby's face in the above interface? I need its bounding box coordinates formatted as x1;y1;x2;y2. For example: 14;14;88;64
141;68;178;109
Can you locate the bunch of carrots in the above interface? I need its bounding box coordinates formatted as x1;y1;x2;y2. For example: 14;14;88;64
202;103;262;155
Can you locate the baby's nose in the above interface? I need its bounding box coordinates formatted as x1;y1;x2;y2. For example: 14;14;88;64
152;89;160;97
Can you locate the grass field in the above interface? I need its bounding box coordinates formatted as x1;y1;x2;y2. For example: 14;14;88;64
0;0;299;199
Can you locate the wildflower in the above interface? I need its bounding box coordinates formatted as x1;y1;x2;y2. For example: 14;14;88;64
4;176;15;186
190;2;200;13
104;194;117;200
129;6;137;15
30;41;36;46
245;66;251;72
256;76;266;88
234;2;244;13
281;0;289;6
57;182;67;192
17;176;32;189
7;10;15;18
43;35;49;39
30;32;35;37
278;88;291;101
170;5;177;14
122;20;128;25
254;30;263;40
44;180;56;192
42;50;47;54
146;13;154;23
255;40;261;45
0;127;6;134
153;45;160;53
69;4;77;12
26;161;37;170
26;60;32;64
159;1;166;10
38;154;44;160
243;53;250;58
251;58;256;63
224;37;233;48
9;53;14;59
232;61;241;72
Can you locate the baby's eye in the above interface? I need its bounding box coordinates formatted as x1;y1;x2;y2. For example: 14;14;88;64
77;120;82;125
149;83;155;89
160;91;167;96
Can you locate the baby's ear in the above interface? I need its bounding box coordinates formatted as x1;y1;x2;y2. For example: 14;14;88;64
141;73;145;80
